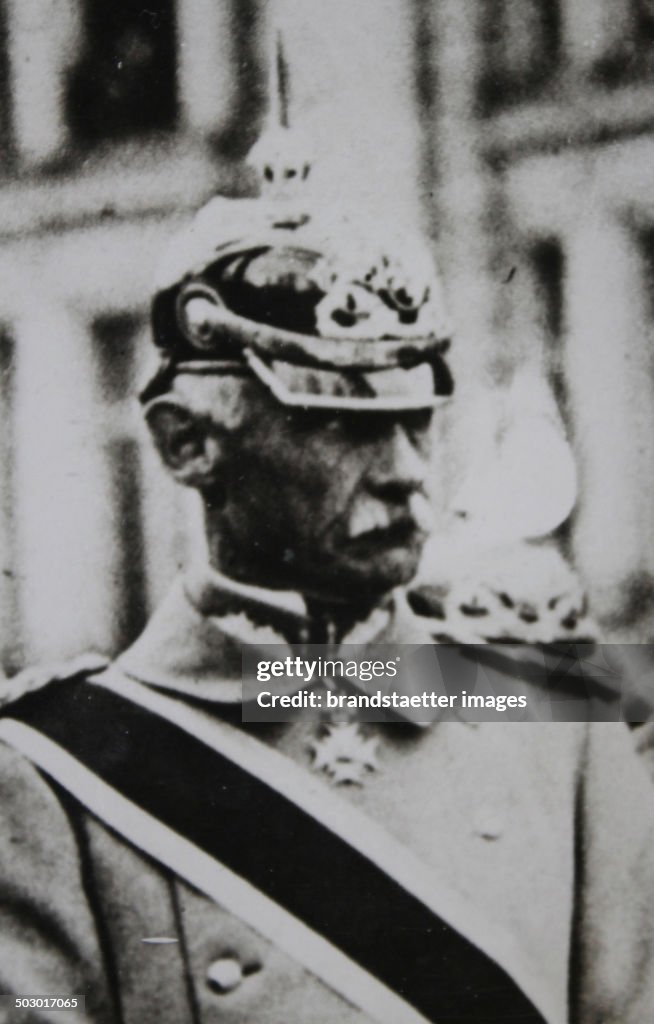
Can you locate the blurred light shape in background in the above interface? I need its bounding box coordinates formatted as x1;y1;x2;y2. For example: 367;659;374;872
450;365;577;547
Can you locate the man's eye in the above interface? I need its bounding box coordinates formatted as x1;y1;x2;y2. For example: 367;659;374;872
342;414;381;441
289;409;341;434
403;409;433;438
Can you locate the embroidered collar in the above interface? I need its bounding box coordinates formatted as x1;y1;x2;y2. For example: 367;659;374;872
183;563;395;648
117;566;414;703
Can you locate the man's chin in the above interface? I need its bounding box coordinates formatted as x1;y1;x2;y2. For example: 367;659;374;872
328;546;423;600
366;554;421;591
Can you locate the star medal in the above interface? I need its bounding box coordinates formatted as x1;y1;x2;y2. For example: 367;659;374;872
309;722;380;786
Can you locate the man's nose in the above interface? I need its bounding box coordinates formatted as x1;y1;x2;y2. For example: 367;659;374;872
367;423;427;501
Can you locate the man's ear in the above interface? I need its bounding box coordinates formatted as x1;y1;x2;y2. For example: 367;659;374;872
144;396;224;488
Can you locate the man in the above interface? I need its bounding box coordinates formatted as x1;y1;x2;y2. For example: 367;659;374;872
0;175;653;1024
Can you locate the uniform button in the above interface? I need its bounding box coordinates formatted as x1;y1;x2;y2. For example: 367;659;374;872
206;957;243;994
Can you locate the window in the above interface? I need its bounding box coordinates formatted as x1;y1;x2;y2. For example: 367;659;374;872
480;0;560;111
66;0;177;143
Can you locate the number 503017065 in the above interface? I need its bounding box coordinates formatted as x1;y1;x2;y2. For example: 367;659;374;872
5;996;84;1010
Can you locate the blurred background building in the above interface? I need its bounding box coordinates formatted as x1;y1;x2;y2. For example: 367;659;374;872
1;0;654;671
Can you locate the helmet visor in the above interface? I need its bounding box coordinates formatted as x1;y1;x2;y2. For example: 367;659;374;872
243;351;450;411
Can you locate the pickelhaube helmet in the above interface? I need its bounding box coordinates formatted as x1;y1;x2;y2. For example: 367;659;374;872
143;42;454;412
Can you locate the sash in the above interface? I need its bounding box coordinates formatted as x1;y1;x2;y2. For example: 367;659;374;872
0;672;549;1024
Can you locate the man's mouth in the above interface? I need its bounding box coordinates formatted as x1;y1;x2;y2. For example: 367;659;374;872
350;519;425;552
346;494;433;547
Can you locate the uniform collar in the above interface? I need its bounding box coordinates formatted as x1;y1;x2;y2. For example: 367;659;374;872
117;565;415;703
183;563;396;646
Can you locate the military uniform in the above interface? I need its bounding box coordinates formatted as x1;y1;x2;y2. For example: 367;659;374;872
1;568;653;1024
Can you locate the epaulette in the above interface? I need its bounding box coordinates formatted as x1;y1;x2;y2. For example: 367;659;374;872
407;581;597;645
408;541;598;645
0;653;110;710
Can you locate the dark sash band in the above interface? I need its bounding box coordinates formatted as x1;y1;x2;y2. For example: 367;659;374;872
4;677;547;1024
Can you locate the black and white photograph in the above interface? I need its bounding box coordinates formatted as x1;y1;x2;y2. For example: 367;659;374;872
1;1;654;1021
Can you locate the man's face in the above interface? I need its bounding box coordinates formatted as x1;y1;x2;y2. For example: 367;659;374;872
219;386;434;601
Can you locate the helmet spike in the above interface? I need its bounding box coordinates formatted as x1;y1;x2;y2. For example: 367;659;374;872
275;30;290;130
248;20;313;199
